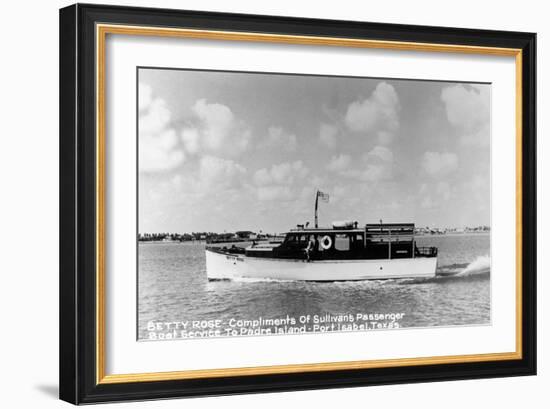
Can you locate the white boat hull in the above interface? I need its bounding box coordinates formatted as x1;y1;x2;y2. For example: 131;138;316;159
205;249;437;281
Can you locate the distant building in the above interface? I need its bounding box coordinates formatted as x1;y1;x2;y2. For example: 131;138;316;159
235;230;256;240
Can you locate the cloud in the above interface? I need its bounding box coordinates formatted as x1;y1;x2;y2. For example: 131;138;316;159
252;161;310;201
139;83;185;172
341;146;394;182
318;82;400;184
437;181;452;201
441;84;490;145
198;155;246;188
358;146;394;181
180;128;200;155
193;99;234;150
368;146;393;162
253;168;272;186
140;130;185;173
422;151;458;177
376;130;394;145
164;156;247;205
181;99;252;157
256;186;295;201
459;174;489;207
318;82;399;149
139;83;153;113
344;82;400;140
319;123;338;148
419;182;452;209
327;154;352;172
420;195;434;209
253;160;309;186
261;126;297;151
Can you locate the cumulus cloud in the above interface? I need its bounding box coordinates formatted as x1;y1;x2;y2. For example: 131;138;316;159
139;83;153;113
165;155;247;204
319;123;338;148
252;161;310;201
139;83;185;173
441;84;490;145
419;182;452;209
358;146;394;181
458;174;489;208
253;168;272;186
368;146;393;162
198;155;246;188
422;151;458;177
344;82;400;143
341;146;394;182
254;160;309;186
327;154;352;172
376;130;394;145
181;99;252;157
180;128;200;155
256;186;295;201
260;126;297;151
437;181;452;201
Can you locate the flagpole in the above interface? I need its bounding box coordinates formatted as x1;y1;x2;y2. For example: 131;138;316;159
314;189;319;228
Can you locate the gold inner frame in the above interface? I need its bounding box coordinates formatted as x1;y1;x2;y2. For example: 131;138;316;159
95;23;523;385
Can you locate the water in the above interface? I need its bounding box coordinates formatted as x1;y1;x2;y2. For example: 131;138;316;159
138;234;490;340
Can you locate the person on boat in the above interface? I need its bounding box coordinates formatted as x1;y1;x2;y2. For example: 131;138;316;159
305;235;318;261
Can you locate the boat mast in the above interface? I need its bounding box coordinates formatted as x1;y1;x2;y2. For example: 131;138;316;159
314;189;319;228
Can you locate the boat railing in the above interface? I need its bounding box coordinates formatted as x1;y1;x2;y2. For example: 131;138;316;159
415;246;438;257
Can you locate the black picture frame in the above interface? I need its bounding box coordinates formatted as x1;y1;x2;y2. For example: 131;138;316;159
60;3;536;404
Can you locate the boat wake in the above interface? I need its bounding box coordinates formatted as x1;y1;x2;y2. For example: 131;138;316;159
455;255;490;276
399;255;490;284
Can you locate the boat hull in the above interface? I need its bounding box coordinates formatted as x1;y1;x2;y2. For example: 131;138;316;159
205;249;437;281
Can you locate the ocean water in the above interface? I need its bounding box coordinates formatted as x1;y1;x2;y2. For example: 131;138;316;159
138;234;490;340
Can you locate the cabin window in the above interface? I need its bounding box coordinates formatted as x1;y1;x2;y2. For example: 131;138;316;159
352;233;364;249
284;234;310;248
334;234;350;251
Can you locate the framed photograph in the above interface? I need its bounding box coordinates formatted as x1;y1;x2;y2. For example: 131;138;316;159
59;3;536;404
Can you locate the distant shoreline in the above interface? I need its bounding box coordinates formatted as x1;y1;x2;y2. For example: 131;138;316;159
138;231;490;244
415;232;490;237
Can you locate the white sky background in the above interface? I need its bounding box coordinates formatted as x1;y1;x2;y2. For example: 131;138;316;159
138;68;490;234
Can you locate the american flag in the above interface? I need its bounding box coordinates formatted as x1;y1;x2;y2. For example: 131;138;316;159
317;190;330;203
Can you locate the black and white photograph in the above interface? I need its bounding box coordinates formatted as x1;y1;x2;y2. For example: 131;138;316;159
138;68;491;341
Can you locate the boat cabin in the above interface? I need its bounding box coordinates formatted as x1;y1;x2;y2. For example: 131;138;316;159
245;223;437;260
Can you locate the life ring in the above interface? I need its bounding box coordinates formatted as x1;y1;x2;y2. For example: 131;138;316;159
320;235;332;250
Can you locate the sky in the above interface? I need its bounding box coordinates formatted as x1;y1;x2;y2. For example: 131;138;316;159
138;68;490;234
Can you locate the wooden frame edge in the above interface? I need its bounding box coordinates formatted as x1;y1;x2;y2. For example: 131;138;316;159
98;352;521;384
